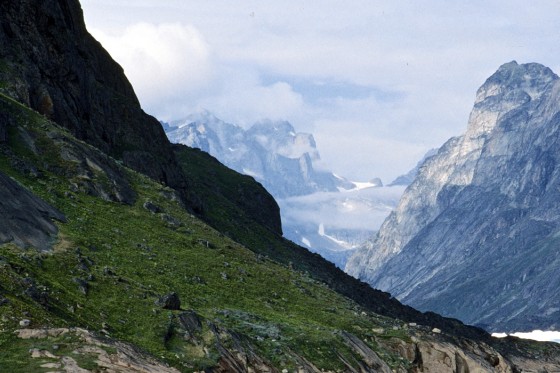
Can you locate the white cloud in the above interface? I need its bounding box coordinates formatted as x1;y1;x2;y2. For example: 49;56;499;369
196;77;305;127
89;23;213;114
279;186;406;232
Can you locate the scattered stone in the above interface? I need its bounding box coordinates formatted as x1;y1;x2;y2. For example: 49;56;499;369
155;292;181;310
29;348;56;358
408;323;417;327
432;328;442;334
16;328;69;339
40;362;61;369
73;278;89;295
19;319;31;327
143;201;162;214
197;239;216;249
178;311;202;335
190;276;206;285
161;214;182;227
221;272;228;280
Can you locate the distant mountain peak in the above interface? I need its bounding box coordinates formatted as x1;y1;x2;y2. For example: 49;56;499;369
164;113;344;198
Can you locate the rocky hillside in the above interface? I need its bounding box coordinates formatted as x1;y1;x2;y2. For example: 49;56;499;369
347;61;560;332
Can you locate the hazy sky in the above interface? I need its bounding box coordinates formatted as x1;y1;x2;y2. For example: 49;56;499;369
80;0;560;182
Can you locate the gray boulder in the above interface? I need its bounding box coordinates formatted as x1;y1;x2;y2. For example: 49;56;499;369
0;171;66;251
155;292;181;310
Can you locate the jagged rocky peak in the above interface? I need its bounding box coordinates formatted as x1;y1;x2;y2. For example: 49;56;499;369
475;61;558;105
244;119;320;162
346;62;560;331
465;61;558;146
165;113;340;198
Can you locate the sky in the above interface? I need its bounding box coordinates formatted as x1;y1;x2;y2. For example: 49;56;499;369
80;0;560;182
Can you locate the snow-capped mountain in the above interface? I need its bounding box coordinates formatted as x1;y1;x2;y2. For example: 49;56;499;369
165;111;351;198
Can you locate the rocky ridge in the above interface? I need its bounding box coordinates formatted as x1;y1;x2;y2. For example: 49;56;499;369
0;0;285;237
347;61;560;331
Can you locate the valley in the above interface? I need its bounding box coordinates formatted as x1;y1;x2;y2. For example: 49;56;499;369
1;0;560;371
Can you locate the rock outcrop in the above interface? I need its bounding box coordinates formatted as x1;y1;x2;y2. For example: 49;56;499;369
0;171;65;251
347;61;560;331
17;328;181;373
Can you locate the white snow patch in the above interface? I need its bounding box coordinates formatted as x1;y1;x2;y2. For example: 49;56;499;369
342;181;380;192
492;330;560;344
322;232;354;249
301;237;311;247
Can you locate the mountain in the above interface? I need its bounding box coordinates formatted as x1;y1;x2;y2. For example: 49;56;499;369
165;112;349;198
1;1;560;370
347;61;560;332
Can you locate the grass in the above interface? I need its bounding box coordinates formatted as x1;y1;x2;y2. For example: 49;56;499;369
0;91;412;371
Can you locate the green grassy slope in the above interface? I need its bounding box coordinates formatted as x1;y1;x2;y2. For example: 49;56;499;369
0;92;415;371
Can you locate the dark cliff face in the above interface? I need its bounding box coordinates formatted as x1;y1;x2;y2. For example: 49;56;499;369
0;0;182;187
347;62;560;331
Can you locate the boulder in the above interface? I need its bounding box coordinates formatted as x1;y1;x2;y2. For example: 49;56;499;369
155;292;181;310
0;171;66;251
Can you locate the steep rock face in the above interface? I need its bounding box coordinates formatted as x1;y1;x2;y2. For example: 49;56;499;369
0;0;183;188
389;148;438;186
347;62;560;331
